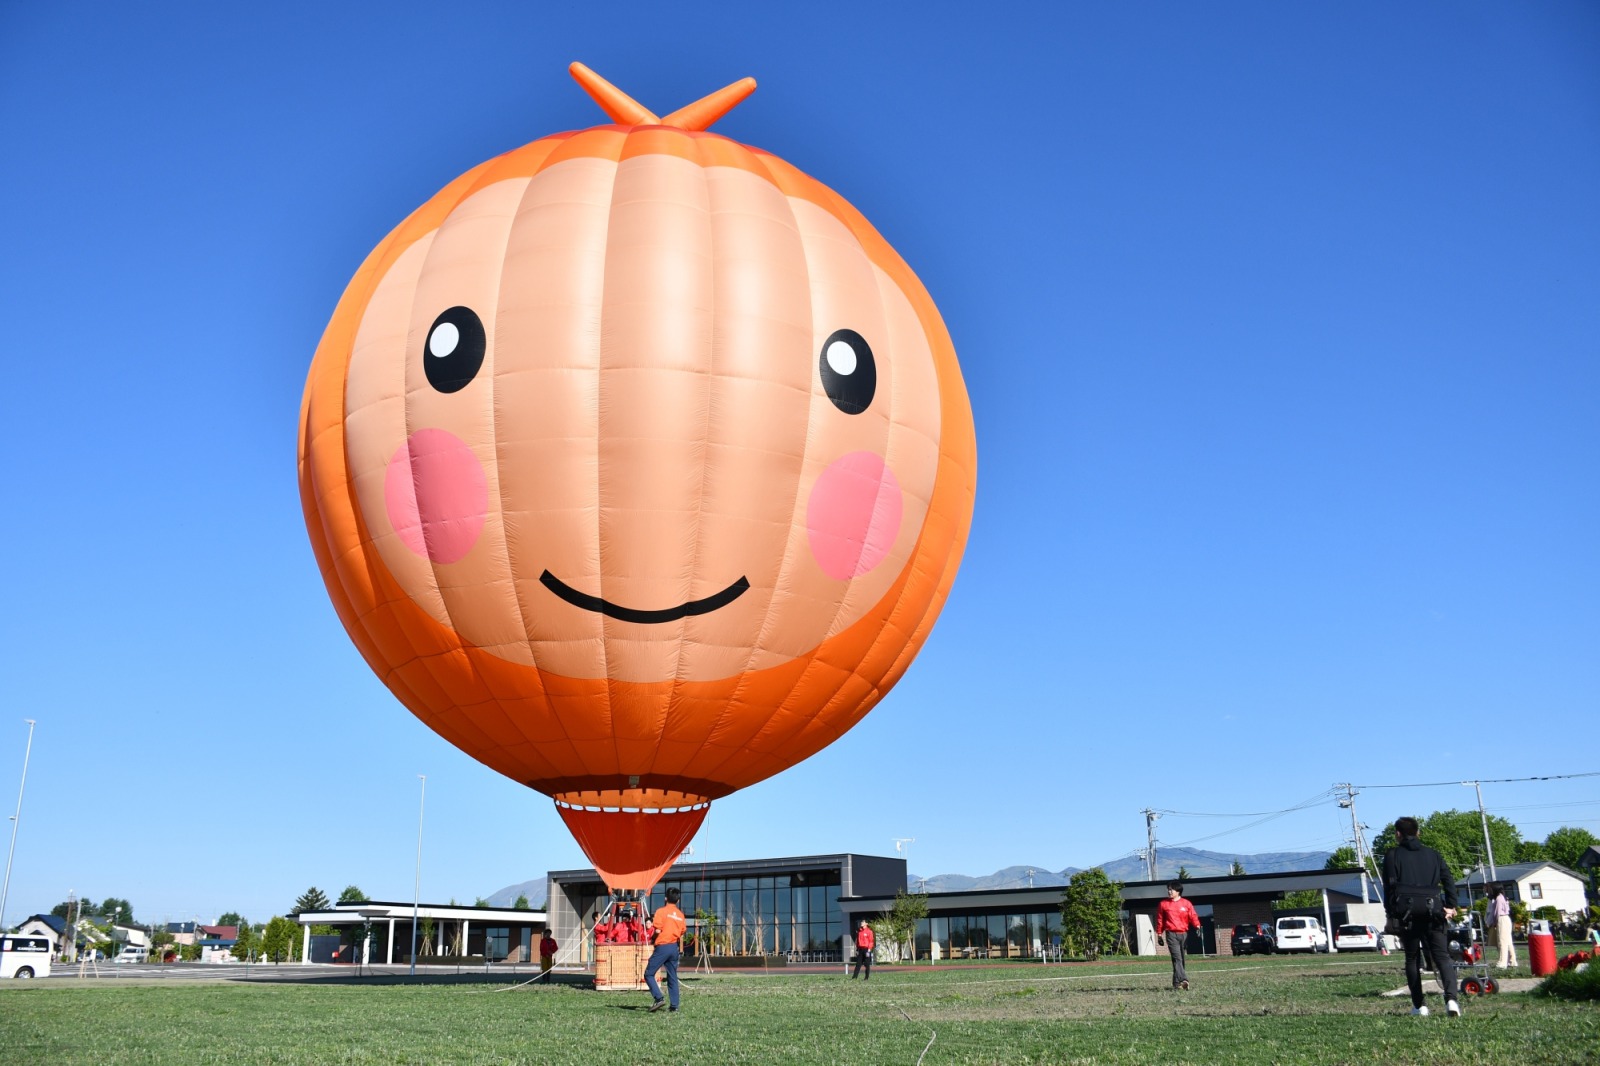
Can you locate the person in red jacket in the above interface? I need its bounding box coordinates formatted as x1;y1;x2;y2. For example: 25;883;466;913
851;919;876;980
538;931;558;974
593;915;613;945
1156;882;1201;990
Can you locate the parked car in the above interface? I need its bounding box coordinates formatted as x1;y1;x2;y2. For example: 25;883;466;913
113;947;148;964
1274;916;1328;953
0;934;53;978
1334;923;1382;952
1230;923;1275;956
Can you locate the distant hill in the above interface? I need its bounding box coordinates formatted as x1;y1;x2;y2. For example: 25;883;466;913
485;878;547;910
911;865;1076;893
913;847;1330;893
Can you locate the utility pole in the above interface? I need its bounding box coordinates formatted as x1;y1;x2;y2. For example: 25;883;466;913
1336;783;1371;904
0;719;37;932
1143;810;1161;881
1464;780;1497;880
411;774;426;977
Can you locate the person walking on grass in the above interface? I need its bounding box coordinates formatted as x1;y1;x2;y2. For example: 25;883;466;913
1382;816;1462;1018
645;888;687;1014
852;919;876;980
1156;882;1200;990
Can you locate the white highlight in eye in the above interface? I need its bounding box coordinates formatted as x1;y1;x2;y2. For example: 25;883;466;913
429;322;460;358
825;338;857;377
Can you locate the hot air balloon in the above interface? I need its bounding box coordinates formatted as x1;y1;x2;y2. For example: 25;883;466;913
298;63;976;894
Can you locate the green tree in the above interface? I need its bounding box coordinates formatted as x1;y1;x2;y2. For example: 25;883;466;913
179;943;202;962
1542;827;1600;871
53;898;95;921
1326;847;1359;870
513;894;530;910
1177;866;1191;881
99;898;134;925
293;887;330;914
337;885;367;904
474;897;489;907
1230;861;1246;876
693;909;725;955
231;922;258;961
1276;890;1323;910
884;890;929;961
1060;868;1123;960
1371;810;1522;876
261;916;299;962
1513;840;1549;863
217;912;244;928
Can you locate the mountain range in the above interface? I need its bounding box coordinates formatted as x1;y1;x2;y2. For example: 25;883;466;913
909;847;1332;893
486;847;1332;908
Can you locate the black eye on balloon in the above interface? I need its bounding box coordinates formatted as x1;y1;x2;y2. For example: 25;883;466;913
423;306;486;394
818;328;876;415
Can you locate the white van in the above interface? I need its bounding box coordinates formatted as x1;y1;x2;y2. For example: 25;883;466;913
1274;916;1328;953
113;946;148;964
0;934;53;978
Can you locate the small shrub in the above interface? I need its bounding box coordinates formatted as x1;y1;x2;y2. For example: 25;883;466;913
1536;960;1600;1002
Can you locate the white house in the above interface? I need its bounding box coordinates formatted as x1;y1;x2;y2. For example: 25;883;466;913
15;915;65;954
1462;861;1588;918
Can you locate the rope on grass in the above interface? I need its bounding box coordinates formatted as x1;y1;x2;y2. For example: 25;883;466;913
465;967;559;994
894;1004;936;1066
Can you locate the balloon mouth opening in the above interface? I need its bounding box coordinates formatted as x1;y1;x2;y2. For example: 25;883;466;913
555;798;710;893
553;788;710;812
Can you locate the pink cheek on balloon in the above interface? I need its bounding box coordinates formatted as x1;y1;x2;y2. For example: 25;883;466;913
806;451;904;581
384;428;488;565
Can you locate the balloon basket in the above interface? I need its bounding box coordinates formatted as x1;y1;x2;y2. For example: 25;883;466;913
594;943;650;991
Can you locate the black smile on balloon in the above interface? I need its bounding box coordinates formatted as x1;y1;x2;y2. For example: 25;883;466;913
539;571;750;624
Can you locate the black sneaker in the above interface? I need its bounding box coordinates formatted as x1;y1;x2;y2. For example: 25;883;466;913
648;999;666;1013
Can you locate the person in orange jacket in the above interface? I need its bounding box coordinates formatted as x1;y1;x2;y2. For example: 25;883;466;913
645;888;687;1013
852;919;876;980
1156;882;1201;990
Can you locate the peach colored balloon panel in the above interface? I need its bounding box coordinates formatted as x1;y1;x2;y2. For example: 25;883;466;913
299;68;975;891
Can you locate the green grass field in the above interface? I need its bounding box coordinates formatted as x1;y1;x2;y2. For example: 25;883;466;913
2;954;1595;1065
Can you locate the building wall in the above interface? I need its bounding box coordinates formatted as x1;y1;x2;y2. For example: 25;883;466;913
1518;871;1587;916
550;854;903;961
1212;899;1274;956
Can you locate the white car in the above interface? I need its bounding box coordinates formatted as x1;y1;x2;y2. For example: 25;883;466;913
0;935;53;978
1334;923;1383;952
1274;916;1329;953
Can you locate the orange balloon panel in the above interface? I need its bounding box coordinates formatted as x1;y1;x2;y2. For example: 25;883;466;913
298;68;976;887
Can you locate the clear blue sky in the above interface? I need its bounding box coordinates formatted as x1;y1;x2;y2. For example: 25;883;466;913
2;2;1595;927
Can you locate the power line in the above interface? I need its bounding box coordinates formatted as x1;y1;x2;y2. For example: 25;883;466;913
1354;771;1599;790
1160;789;1336;849
1155;790;1337;820
1481;799;1600;813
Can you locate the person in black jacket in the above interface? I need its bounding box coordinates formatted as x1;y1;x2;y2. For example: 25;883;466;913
1381;816;1462;1017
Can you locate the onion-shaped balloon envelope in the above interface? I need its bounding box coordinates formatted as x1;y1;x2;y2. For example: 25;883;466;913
298;64;977;891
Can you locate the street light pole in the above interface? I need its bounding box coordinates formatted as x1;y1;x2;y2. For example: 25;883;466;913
0;719;38;931
410;774;426;977
1463;780;1497;880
